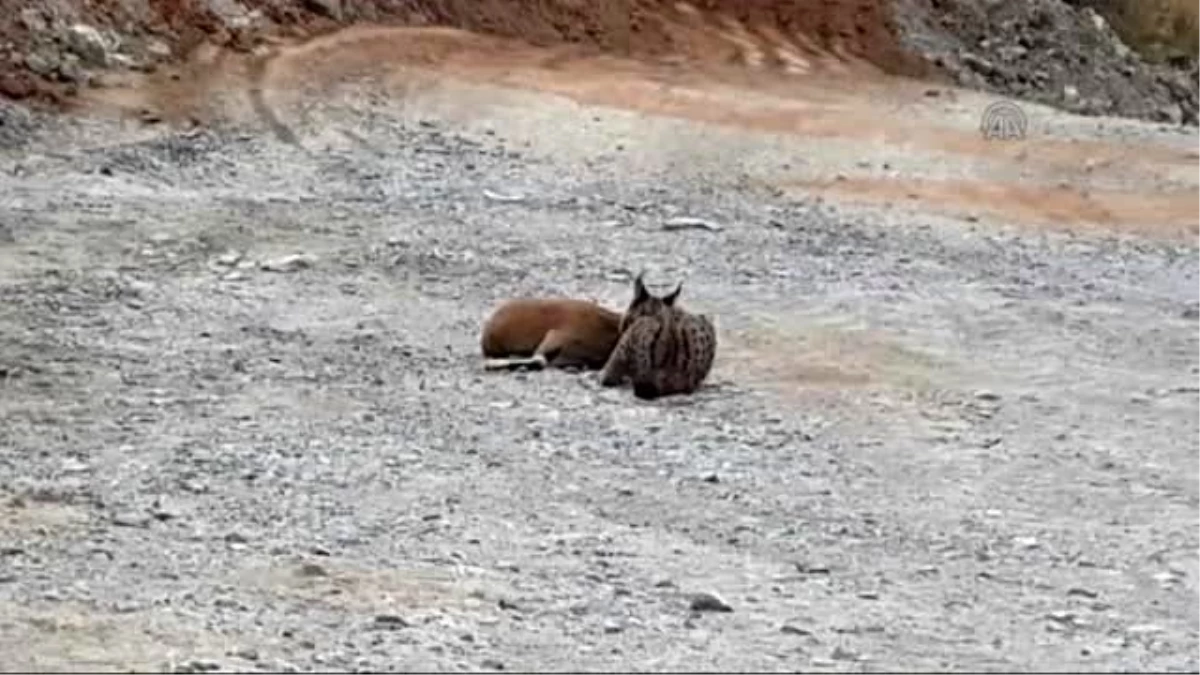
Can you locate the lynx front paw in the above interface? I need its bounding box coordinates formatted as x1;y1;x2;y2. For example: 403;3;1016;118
598;368;622;387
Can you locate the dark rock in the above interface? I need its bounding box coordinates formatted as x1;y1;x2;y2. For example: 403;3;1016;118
831;646;859;661
297;563;328;578
373;614;408;629
689;592;733;613
302;0;342;20
111;512;150;528
0;74;34;100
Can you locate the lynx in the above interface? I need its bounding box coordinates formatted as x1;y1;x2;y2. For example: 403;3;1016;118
481;297;623;372
598;272;716;400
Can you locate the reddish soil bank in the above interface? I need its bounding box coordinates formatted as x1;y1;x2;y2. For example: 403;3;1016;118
0;0;930;108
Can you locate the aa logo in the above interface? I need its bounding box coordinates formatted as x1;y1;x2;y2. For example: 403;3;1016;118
980;100;1028;141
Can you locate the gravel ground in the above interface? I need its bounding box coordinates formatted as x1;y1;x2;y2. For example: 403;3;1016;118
0;74;1197;673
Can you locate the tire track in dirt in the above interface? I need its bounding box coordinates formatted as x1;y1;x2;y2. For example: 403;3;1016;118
245;46;303;148
79;13;1198;243
85;7;883;152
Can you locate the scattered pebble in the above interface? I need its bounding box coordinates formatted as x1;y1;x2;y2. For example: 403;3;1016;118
795;562;831;575
373;614;408;629
1147;569;1176;586
151;505;180;522
1013;536;1040;550
662;216;723;233
297;563;328;578
831;646;860;661
689;592;733;613
172;659;221;674
60;458;90;474
260;253;317;272
111;512;150;528
482;189;526;203
215;251;242;266
1046;610;1076;624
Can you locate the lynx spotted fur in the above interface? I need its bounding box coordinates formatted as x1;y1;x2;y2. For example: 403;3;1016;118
598;272;716;400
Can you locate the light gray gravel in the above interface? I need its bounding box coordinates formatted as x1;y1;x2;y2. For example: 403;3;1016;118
0;81;1196;673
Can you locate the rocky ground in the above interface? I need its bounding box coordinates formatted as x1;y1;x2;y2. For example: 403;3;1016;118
0;27;1197;668
895;0;1199;125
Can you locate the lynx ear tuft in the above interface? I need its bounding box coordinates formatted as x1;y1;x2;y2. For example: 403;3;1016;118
632;270;650;303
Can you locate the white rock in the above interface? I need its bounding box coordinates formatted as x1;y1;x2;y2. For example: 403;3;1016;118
19;8;47;32
146;38;172;59
662;216;723;232
66;24;110;67
260;253;317;272
482;189;526;203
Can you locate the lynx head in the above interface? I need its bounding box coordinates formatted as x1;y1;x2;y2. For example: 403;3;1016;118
619;271;682;333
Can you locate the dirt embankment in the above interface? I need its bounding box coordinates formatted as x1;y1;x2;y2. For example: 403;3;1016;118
0;0;928;103
0;0;1196;126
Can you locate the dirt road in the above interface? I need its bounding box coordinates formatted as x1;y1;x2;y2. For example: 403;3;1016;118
1;21;1197;673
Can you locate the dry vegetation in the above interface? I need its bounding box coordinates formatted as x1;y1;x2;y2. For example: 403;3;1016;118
1109;0;1199;62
